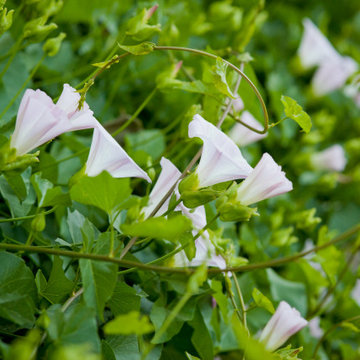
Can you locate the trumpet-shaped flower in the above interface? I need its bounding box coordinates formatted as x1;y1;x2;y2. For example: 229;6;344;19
298;18;358;96
298;18;339;69
311;145;346;172
85;123;151;182
228;111;267;147
142;157;181;218
10;84;96;156
259;301;308;352
236;153;292;206
312;57;358;96
189;114;252;188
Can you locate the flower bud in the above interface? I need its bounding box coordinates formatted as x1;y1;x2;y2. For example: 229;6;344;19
43;32;66;56
216;199;258;222
0;7;14;36
31;213;46;232
181;188;219;208
23;16;57;41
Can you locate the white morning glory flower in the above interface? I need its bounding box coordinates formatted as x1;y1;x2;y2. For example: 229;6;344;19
85;123;151;182
189;114;252;188
311;145;347;172
228;111;267;147
10;84;96;156
259;301;308;352
298;18;358;96
236;153;293;206
142;157;181;218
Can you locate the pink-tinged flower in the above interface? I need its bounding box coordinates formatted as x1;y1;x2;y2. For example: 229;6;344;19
236;153;293;206
10;84;96;156
298;18;339;70
174;205;227;269
259;301;308;352
189;114;252;188
351;279;360;307
308;317;324;339
142;157;181;218
298;19;358;96
312;57;358;96
85;123;151;182
311;145;347;172
228;111;267;147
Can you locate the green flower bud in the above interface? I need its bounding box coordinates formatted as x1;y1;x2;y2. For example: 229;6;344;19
0;7;14;36
42;32;66;56
178;172;199;194
217;200;258;222
23;16;57;41
289;208;321;232
181;188;219;208
36;0;63;18
31;213;46;232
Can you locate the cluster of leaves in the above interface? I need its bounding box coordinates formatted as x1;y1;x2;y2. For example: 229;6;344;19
0;0;360;359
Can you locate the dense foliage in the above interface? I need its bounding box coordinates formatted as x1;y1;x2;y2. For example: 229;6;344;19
0;0;360;359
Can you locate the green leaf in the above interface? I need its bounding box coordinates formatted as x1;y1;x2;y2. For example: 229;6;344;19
210;280;229;322
80;258;117;320
70;172;132;215
104;335;140;360
39;257;74;304
108;282;141;316
187;263;208;294
267;269;307;316
46;304;101;353
121;214;192;242
125;8;161;41
189;307;214;360
252;288;275;314
341;321;360;332
118;42;156;55
186;353;200;360
281;95;312;133
0;168;36;217
203;57;235;99
0;252;37;328
104;311;154;335
31;173;71;208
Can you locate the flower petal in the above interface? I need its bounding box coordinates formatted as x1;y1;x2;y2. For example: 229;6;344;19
236;153;293;206
85;123;151;182
228;111;267;147
311;144;346;172
298;18;339;69
259;301;308;352
189;114;252;187
142;157;181;218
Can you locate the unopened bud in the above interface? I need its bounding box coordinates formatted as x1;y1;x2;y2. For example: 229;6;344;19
31;213;46;232
0;8;14;35
146;4;158;20
23;16;57;40
43;32;66;56
181;188;219;208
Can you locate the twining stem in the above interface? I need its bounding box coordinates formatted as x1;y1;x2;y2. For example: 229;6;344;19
307;244;360;319
0;53;46;119
61;288;84;312
0;207;57;223
312;315;360;358
153;46;269;134
232;272;248;332
0;223;359;275
112;87;157;136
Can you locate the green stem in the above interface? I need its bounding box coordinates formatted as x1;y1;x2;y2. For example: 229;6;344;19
0;207;57;223
111;87;157;137
0;53;46;119
232;272;248;332
0;223;358;275
153;46;269;134
152;291;192;344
